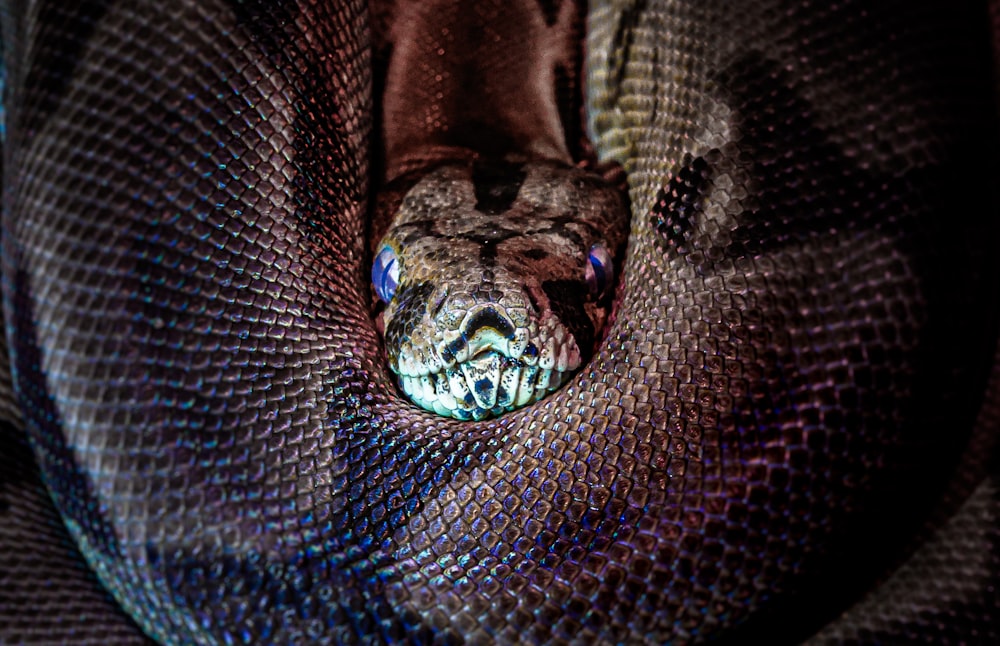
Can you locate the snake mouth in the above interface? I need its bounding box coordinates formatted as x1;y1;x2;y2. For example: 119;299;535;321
391;303;585;419
398;346;579;420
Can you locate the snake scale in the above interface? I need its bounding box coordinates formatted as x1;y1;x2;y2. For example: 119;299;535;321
1;0;999;644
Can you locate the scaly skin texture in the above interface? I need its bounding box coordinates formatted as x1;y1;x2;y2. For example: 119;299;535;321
373;0;630;421
375;159;629;420
1;1;999;645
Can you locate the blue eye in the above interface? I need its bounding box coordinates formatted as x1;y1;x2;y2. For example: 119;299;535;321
372;245;400;303
585;243;613;299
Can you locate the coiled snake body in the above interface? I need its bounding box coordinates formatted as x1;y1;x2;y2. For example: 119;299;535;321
1;1;999;644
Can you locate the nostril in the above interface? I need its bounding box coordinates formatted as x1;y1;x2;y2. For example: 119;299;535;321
461;305;515;339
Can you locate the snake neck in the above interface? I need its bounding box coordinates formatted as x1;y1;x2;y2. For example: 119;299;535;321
379;0;583;180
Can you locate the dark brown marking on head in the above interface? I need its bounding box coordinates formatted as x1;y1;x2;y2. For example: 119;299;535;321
394;219;438;246
535;0;562;26
472;159;527;215
532;212;589;248
522;248;550;261
542;279;594;358
479;240;499;267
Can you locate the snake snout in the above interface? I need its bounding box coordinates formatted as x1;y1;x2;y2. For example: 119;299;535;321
438;304;528;365
395;300;584;420
459;304;515;356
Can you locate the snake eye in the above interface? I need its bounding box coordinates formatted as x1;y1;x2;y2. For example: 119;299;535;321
372;245;400;304
585;242;613;299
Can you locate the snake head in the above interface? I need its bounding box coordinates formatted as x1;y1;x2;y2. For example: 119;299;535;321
372;158;629;420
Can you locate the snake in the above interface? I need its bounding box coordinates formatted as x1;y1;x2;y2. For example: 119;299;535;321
371;0;629;421
1;0;999;645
